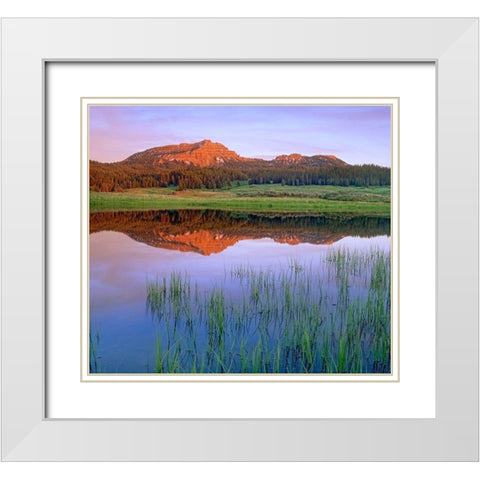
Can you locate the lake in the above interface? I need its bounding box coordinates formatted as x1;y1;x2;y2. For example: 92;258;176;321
89;210;391;374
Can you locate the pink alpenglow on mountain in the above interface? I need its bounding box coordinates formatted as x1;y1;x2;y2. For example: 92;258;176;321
120;139;348;168
123;139;257;167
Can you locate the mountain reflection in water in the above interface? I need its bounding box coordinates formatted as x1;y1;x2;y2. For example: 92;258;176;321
90;209;390;255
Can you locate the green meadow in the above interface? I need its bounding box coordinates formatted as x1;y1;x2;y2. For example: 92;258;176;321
90;184;391;216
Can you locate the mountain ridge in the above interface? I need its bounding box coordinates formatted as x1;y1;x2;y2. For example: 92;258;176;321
118;139;348;168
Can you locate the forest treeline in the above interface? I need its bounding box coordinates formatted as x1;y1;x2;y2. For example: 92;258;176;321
90;160;391;192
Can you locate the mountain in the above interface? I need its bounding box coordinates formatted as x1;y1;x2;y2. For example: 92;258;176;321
271;153;347;168
119;139;348;168
122;139;259;168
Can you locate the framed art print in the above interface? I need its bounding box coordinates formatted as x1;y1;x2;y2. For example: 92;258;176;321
82;96;399;381
1;18;478;461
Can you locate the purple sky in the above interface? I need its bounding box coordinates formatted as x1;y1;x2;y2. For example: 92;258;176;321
89;105;391;166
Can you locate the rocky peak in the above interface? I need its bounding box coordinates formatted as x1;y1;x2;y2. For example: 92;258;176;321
274;153;304;163
123;139;244;167
272;152;347;167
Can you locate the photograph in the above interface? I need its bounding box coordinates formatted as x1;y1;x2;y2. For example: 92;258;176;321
87;102;393;375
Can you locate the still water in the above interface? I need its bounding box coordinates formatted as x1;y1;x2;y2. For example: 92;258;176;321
89;210;391;374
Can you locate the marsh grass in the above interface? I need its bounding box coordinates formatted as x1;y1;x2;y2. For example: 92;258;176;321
146;246;391;374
